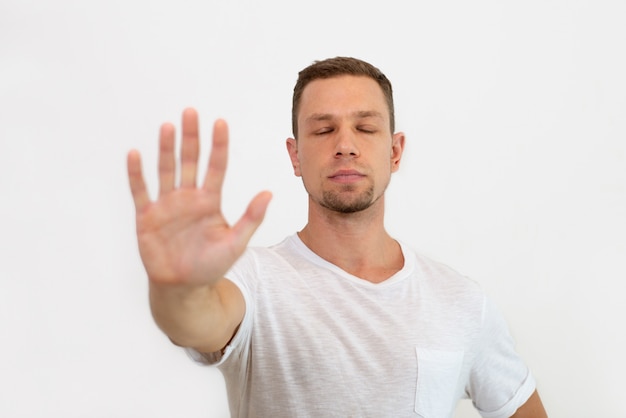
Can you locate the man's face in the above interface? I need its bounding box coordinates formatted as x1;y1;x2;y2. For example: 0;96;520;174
287;75;404;214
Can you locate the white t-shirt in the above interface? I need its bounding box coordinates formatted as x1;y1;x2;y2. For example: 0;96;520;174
187;235;536;418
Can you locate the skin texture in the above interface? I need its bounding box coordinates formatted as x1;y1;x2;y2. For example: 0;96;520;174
128;74;547;416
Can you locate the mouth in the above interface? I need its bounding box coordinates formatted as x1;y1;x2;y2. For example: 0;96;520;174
328;169;365;183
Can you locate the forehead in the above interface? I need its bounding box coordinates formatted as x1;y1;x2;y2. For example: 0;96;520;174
298;75;389;122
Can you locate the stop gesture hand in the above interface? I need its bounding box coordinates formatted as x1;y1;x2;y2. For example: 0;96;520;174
127;108;272;287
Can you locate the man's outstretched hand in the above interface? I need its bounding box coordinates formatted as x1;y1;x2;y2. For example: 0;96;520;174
127;108;272;287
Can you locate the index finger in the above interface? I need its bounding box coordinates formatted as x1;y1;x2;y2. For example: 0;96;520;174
201;119;229;199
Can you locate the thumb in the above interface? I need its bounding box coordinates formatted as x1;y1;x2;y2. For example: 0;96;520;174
232;191;273;248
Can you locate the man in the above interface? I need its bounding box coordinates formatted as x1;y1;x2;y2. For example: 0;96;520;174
127;57;548;417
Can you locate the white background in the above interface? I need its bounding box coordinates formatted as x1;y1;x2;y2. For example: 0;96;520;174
1;0;625;417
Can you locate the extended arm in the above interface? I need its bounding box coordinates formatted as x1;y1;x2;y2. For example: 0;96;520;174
511;390;548;418
127;108;271;352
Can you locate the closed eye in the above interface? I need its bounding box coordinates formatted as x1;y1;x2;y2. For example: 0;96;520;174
315;128;334;135
357;126;377;134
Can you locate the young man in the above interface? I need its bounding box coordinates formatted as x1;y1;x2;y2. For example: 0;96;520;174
127;57;547;417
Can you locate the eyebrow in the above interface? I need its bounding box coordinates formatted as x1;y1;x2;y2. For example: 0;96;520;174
304;110;385;124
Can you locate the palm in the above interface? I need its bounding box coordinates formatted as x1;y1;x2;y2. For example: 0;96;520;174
128;109;271;286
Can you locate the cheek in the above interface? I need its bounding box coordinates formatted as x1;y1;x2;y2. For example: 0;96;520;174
298;160;317;180
295;149;320;173
293;155;314;179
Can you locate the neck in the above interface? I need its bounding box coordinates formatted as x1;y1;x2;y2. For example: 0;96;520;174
298;196;404;283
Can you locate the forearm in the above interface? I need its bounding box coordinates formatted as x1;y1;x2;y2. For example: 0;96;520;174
149;280;242;353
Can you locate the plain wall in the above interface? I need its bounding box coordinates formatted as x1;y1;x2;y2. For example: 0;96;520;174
1;0;624;417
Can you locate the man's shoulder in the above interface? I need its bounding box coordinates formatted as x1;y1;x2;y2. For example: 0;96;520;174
401;243;484;296
231;235;298;271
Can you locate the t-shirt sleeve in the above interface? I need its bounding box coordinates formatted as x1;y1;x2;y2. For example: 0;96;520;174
468;296;537;418
184;249;257;367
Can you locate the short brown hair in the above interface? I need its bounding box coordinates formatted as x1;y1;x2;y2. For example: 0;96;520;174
291;57;395;138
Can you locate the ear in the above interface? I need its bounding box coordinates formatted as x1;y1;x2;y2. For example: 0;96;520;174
286;137;302;177
390;132;405;173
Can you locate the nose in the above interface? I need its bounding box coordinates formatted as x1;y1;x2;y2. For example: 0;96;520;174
334;129;359;158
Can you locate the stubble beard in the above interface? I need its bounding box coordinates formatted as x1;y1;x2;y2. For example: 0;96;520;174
319;185;376;214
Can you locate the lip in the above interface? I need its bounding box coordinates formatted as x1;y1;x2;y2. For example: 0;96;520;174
328;169;365;183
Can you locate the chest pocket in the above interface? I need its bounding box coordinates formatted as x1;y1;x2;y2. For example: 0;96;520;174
414;347;464;418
